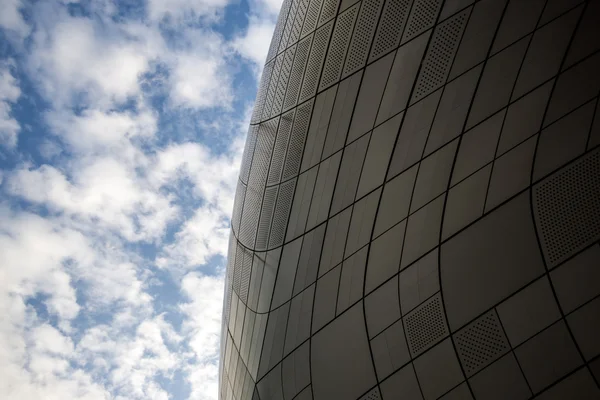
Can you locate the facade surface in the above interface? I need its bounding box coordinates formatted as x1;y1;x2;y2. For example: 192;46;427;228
219;0;600;398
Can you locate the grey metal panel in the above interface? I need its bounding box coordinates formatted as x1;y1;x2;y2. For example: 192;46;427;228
312;264;341;331
302;0;324;38
466;37;529;129
319;0;341;25
442;192;545;331
318;206;351;276
286;167;318;241
369;0;413;62
380;364;423;399
449;0;506;80
550;244;600;313
301;86;336;172
267;0;294;62
330;131;370;214
376;32;430;125
454;310;510;376
365;275;400;337
319;3;360;91
345;188;380;257
371;319;410;380
402;0;443;43
306;151;342;230
545;51;600;126
567;296;600;361
284;284;315;354
515;320;583;394
491;0;545;55
399;248;439;315
357;113;403;198
413;338;463;400
533;147;600;267
451;110;503;186
411;8;469;103
469;353;531;400
294;223;326;295
282;99;314;181
221;3;600;398
284;36;312;112
336;246;368;313
347;51;394;142
279;0;301;54
497;81;552;156
311;303;377;399
300;21;334;102
343;0;384;77
322;71;362;158
410;139;458;213
512;7;581;99
272;46;297;118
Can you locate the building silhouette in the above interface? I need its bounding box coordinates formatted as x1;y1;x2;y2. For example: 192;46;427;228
220;0;600;398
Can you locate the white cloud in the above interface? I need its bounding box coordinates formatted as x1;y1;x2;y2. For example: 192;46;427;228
233;17;277;67
0;0;280;397
147;0;230;22
28;16;163;109
0;0;30;38
180;273;224;400
0;63;21;147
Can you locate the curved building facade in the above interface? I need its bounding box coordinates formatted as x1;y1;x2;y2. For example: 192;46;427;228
219;0;600;398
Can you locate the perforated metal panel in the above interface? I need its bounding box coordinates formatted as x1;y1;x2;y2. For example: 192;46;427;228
412;9;468;101
239;125;259;184
290;0;311;46
240;248;253;303
319;4;360;90
302;0;324;37
256;186;278;250
267;0;294;62
359;387;381;400
343;0;384;77
231;180;246;233
272;46;297;117
300;21;334;102
269;179;297;248
263;54;285;120
233;242;244;295
284;36;312;111
239;186;263;247
282;100;314;180
252;61;275;123
279;0;301;53
533;147;600;267
454;310;509;376
404;293;449;356
248;119;278;191
319;0;341;25
268;110;295;186
402;0;442;42
369;0;411;62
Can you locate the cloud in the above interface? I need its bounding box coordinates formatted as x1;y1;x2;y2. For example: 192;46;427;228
0;0;279;397
0;0;30;38
146;0;230;22
233;17;277;67
27;12;164;109
180;273;224;400
0;62;21;147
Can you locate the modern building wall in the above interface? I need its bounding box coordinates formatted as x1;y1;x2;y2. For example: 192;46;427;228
219;0;600;398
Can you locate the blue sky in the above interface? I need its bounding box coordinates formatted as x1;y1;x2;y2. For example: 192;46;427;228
0;0;281;398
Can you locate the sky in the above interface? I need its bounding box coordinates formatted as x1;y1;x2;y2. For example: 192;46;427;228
0;0;282;398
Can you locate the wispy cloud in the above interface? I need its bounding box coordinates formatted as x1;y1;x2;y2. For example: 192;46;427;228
0;0;281;398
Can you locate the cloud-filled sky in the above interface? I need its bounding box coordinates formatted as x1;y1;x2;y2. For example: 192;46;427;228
0;0;281;398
